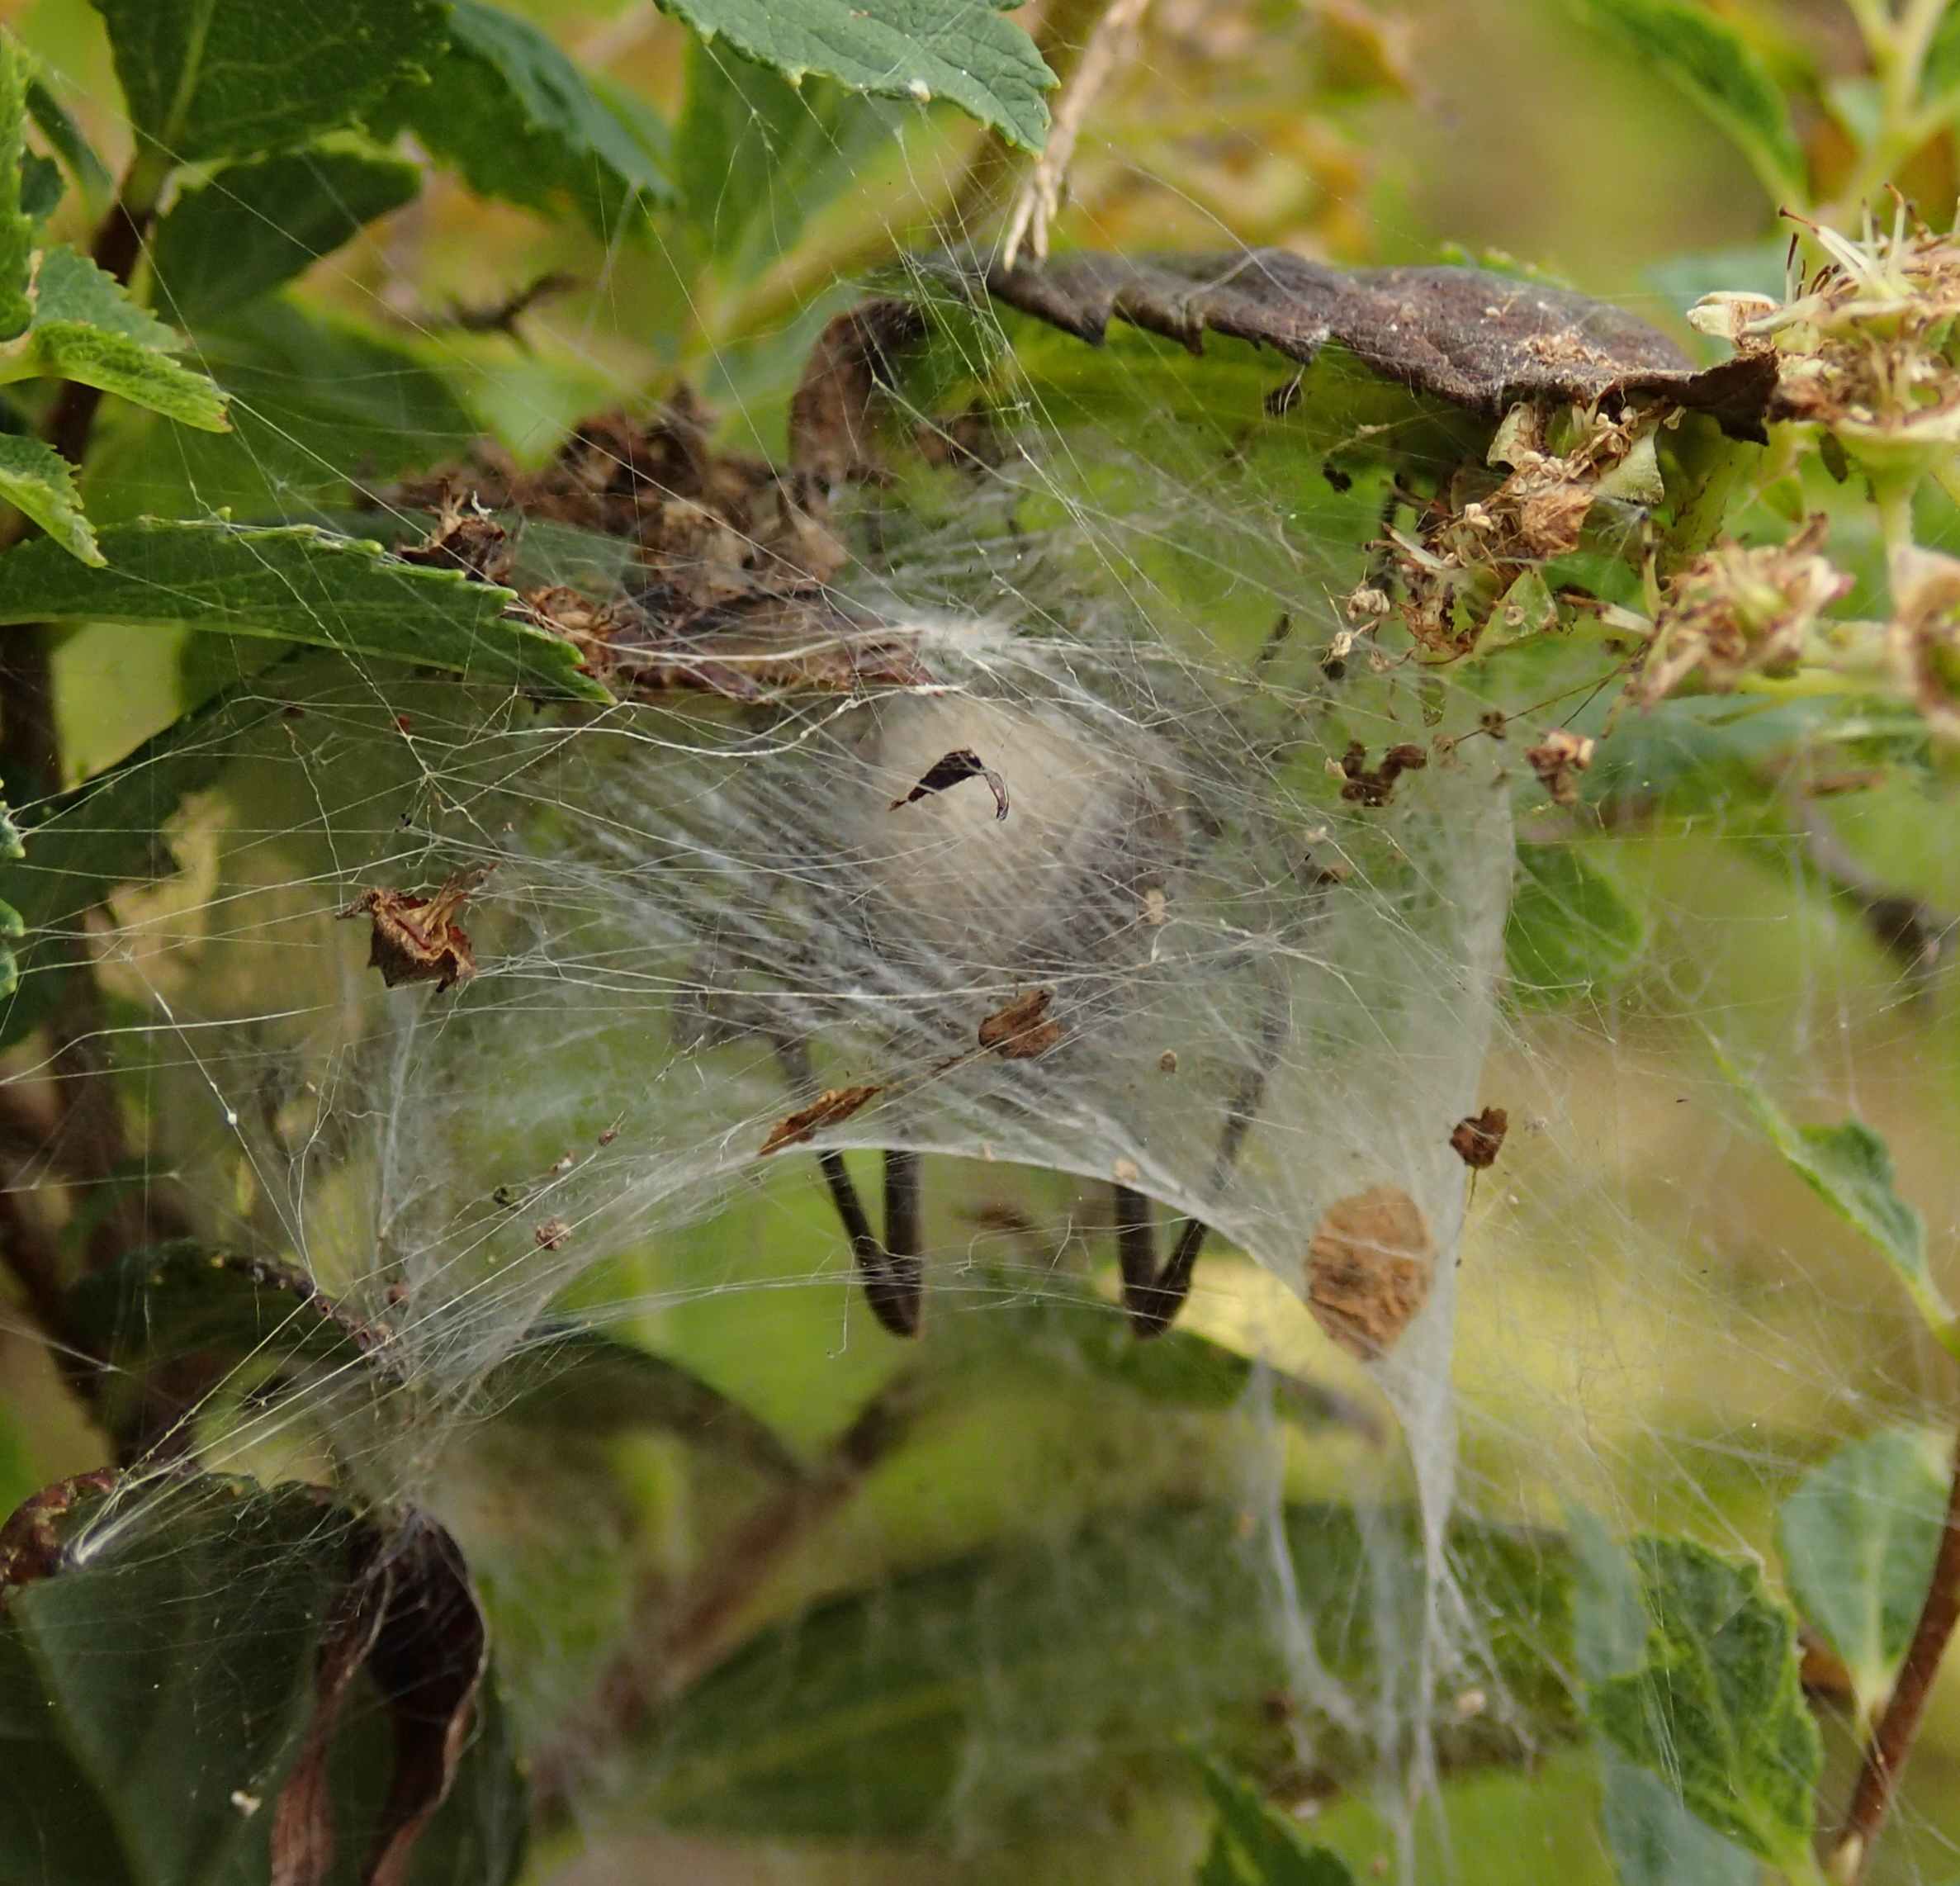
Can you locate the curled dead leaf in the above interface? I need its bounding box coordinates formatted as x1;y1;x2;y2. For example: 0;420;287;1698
1449;1106;1508;1170
1522;729;1593;807
1335;741;1427;807
789;299;928;484
339;867;490;993
1307;1186;1435;1361
760;1084;883;1156
889;748;1010;820
978;987;1064;1059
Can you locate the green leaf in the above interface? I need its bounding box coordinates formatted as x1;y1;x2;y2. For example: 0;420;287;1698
25;78;114;211
1567;0;1806;202
1924;4;1960;117
1195;1761;1356;1884
0;519;608;699
150;145;420;325
656;0;1055;153
17;152;59;221
376;1;673;236
484;1323;805;1480
0;1472;527;1886
645;1504;1579;1837
1588;1536;1820;1868
1776;1426;1948;1718
61;1241;394;1439
1504;841;1649;1007
1714;1045;1953;1348
0;29;33;341
1599;1757;1759;1886
675;36;897;279
0;431;102;563
87;0;448;165
0;245;232;429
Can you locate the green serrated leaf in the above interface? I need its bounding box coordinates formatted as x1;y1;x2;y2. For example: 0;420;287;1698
31;242;179;345
88;0;449;166
1588;1536;1820;1868
675;36;897;280
151;145;420;325
62;1241;393;1440
1195;1761;1356;1884
0;29;32;341
0;430;101;563
29;320;230;429
1714;1045;1952;1348
0;520;608;699
1599;1756;1759;1886
25;78;113;211
1777;1426;1948;1719
1568;0;1806;202
376;1;672;236
1504;841;1649;1007
657;0;1054;154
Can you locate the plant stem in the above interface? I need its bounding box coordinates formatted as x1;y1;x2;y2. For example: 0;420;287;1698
1828;1429;1960;1882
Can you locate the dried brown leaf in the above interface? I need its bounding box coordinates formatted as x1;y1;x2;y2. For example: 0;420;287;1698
339;868;489;994
978;987;1064;1059
789;299;928;484
890;748;1011;820
1307;1185;1434;1360
1522;729;1593;807
970;251;1778;439
1448;1106;1508;1170
759;1084;883;1155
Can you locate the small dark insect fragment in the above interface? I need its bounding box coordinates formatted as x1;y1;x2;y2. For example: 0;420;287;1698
1337;741;1427;807
978;987;1064;1059
339;866;489;993
1449;1106;1508;1170
890;748;1009;821
760;1084;883;1155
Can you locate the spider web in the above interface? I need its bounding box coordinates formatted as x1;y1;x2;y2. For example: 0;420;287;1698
7;5;1960;1884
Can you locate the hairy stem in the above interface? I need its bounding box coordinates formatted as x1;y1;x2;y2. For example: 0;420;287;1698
1828;1429;1960;1882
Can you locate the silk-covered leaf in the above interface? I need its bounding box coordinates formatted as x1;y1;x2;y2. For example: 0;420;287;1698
1776;1426;1948;1718
656;0;1054;154
1599;1757;1759;1886
1566;0;1806;201
375;1;673;235
644;1503;1578;1836
0;431;101;564
87;0;447;164
1505;842;1649;1007
0;1471;527;1886
151;146;420;325
1588;1536;1820;1868
0;519;608;699
1716;1049;1953;1350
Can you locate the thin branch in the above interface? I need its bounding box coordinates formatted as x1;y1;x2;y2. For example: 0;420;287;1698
1829;1429;1960;1882
1789;792;1953;988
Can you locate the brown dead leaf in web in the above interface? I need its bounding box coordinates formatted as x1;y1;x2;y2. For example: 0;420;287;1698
890;748;1010;820
339;867;490;994
1334;741;1427;807
789;299;928;484
760;1084;883;1156
978;988;1064;1059
394;491;512;585
1449;1106;1508;1170
1523;729;1594;807
1307;1186;1435;1361
962;251;1778;439
533;1217;571;1252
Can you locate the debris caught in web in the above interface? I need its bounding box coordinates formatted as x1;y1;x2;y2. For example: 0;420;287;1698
339;866;490;994
978;987;1064;1059
1449;1106;1509;1170
1307;1187;1436;1361
889;748;1011;821
759;1085;884;1156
